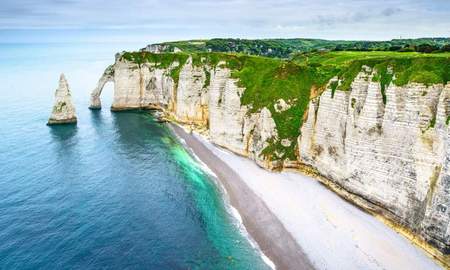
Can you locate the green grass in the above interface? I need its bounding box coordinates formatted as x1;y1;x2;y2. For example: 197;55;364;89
293;51;450;104
235;57;313;160
430;116;437;128
148;38;450;58
229;55;338;160
329;80;339;98
120;50;450;162
341;57;449;93
293;51;450;66
121;51;190;84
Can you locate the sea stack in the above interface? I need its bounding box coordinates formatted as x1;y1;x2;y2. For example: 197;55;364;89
47;74;77;125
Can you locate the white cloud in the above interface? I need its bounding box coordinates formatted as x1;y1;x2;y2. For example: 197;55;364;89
0;0;448;41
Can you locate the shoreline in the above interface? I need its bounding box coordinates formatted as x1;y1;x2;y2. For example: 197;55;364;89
169;122;444;270
170;124;315;270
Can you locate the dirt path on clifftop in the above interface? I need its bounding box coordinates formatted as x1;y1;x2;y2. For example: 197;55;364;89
170;124;314;270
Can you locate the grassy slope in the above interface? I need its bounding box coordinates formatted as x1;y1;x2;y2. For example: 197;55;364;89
120;51;450;161
294;51;450;102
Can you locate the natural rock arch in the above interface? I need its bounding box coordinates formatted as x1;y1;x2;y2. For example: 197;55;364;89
89;65;114;110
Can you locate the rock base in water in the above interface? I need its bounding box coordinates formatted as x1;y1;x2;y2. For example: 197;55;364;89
88;105;101;110
47;117;77;125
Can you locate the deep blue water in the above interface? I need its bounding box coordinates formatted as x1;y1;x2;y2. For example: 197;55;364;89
0;42;269;269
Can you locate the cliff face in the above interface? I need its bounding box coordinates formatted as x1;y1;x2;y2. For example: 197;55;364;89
299;66;449;254
91;56;279;168
91;55;449;257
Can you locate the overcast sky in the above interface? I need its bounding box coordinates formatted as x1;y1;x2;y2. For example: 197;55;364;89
1;0;449;43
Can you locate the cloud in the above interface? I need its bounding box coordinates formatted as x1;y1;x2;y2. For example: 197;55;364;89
0;0;448;41
381;8;402;17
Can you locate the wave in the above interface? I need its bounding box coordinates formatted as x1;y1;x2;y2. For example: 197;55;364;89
170;125;276;270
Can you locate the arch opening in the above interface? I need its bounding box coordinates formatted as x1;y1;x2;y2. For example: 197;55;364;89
89;65;114;110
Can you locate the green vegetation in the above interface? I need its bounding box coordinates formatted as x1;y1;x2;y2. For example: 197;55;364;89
330;80;339;98
203;68;211;89
430;116;437;128
372;65;392;104
145;38;450;58
338;56;449;92
54;102;67;113
293;51;450;106
122;52;189;84
292;51;447;66
121;49;449;162
234;57;316;160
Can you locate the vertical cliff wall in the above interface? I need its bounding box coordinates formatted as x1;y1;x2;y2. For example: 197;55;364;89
90;55;279;168
91;54;449;258
299;66;449;254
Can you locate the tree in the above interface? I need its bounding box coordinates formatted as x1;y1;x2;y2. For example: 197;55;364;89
440;44;450;52
416;44;439;53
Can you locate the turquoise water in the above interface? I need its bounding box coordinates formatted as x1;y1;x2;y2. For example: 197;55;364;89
0;43;269;269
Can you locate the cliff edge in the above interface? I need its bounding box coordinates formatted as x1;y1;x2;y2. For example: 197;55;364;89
90;51;449;266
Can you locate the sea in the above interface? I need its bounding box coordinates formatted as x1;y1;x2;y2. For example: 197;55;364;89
0;42;270;269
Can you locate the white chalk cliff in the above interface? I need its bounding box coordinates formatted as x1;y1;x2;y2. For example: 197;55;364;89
90;56;279;168
91;56;449;260
299;67;450;255
48;74;77;125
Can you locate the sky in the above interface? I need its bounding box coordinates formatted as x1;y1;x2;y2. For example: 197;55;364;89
0;0;449;44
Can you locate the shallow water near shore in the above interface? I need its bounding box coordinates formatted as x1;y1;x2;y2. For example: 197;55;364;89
0;42;269;269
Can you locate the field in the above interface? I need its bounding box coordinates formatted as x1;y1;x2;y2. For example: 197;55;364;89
293;51;450;66
146;38;450;58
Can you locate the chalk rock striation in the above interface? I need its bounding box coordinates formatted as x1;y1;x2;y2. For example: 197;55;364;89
48;74;77;125
92;54;449;257
299;67;450;255
91;55;279;167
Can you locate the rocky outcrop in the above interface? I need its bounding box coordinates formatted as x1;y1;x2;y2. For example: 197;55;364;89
274;98;291;112
142;44;182;53
100;60;178;111
48;74;77;125
299;67;450;255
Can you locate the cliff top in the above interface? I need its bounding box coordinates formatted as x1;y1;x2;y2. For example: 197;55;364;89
118;50;449;161
142;38;450;58
292;51;450;99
